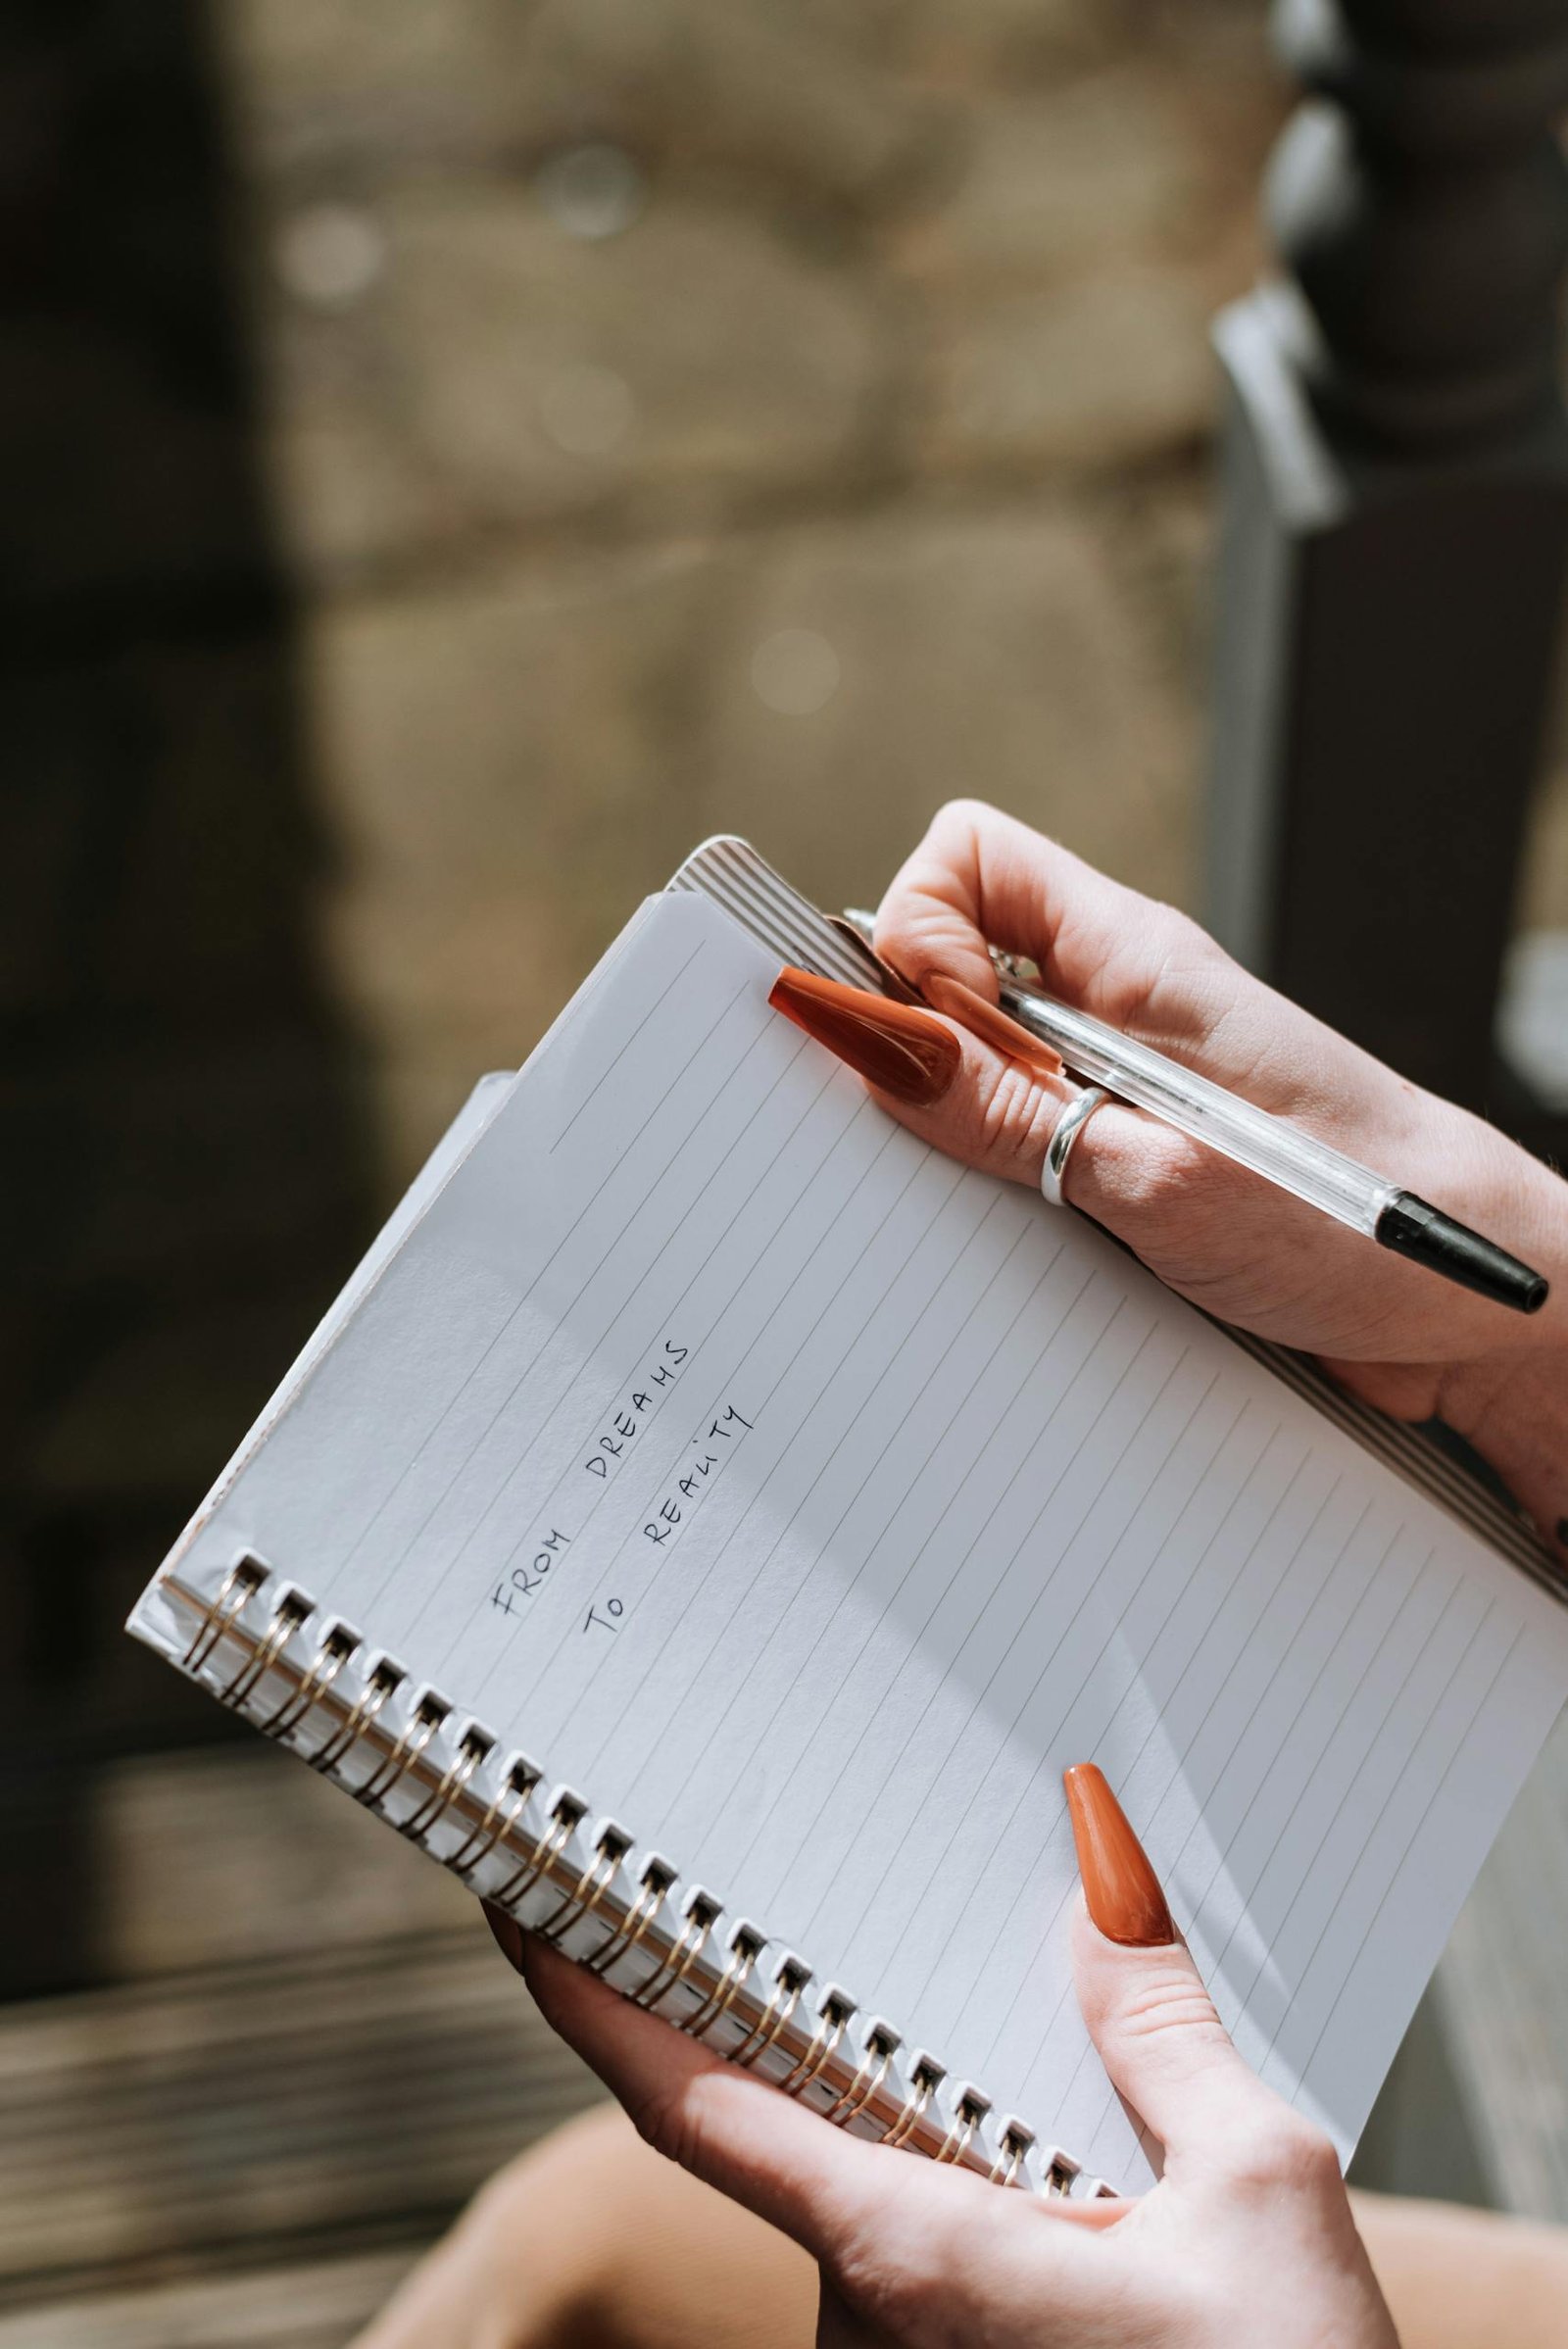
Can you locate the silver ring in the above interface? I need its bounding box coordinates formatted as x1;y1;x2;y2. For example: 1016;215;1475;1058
1041;1086;1109;1208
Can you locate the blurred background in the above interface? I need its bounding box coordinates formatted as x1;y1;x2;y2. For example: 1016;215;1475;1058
5;2;1568;2341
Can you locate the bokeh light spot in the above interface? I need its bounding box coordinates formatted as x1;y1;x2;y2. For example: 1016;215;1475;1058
750;628;842;717
536;144;648;241
274;204;387;310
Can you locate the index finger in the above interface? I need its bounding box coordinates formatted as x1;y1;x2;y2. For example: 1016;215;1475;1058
872;800;1187;1018
872;800;1380;1123
517;1931;948;2264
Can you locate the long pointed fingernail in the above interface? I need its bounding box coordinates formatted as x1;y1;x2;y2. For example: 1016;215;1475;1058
769;967;960;1107
920;972;1063;1080
1063;1764;1175;1947
482;1898;526;1975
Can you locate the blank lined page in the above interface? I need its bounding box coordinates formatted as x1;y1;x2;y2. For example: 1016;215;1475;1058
174;890;1568;2191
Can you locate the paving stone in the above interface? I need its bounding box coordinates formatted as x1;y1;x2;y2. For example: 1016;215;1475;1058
917;264;1220;472
96;1746;473;1980
903;0;1130;85
889;65;1272;474
383;189;886;509
218;0;524;178
694;500;1199;923
893;74;1219;288
231;23;1279;584
223;0;920;206
303;542;723;1175
304;497;1196;1176
1102;476;1218;717
509;0;922;208
260;187;890;582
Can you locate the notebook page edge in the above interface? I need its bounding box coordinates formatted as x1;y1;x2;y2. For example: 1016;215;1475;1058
125;1068;515;1662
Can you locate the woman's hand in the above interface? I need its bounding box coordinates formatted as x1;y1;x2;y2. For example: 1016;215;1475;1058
846;801;1566;1544
499;1765;1399;2349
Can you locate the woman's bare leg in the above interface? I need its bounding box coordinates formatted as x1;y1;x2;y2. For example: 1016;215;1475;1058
352;2104;813;2349
1351;2189;1568;2349
355;2107;1568;2349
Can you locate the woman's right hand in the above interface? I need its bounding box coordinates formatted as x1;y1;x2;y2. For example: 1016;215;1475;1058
828;802;1568;1543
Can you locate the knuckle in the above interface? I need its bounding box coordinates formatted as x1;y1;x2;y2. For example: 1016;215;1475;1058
824;2223;920;2332
1096;909;1232;1041
1227;2109;1341;2197
622;2075;706;2175
1119;1119;1204;1214
926;796;1025;876
1110;1969;1231;2059
1090;1114;1257;1268
829;2237;921;2336
823;2161;986;2339
976;1060;1058;1176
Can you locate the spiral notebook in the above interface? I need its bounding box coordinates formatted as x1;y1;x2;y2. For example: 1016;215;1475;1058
127;837;1568;2199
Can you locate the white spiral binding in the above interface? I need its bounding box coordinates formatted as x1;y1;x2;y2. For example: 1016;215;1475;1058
731;1954;811;2070
166;1548;1114;2201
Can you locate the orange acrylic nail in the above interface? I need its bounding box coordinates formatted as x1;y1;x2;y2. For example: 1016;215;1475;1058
920;971;1063;1080
769;967;960;1108
1063;1764;1175;1948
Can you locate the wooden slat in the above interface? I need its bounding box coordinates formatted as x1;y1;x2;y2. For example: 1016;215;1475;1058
0;1933;600;2310
0;2248;419;2349
92;1743;473;1981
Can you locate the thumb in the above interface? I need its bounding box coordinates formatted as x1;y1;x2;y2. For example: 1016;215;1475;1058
1064;1764;1286;2169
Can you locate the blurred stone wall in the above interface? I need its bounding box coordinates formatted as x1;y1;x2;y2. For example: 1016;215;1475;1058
5;0;1566;1990
216;0;1286;1185
3;5;1294;1982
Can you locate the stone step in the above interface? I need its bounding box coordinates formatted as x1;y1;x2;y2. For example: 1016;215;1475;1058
0;1933;598;2314
0;1743;599;2322
0;2247;417;2349
92;1740;475;1979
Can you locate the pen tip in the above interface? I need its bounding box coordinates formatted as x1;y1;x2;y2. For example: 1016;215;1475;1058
1375;1193;1549;1315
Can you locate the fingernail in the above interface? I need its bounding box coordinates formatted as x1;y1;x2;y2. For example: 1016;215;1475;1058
920;971;1063;1080
769;966;960;1107
1063;1764;1175;1948
482;1898;526;1975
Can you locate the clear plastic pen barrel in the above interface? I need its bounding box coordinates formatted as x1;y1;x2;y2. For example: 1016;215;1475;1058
998;983;1399;1239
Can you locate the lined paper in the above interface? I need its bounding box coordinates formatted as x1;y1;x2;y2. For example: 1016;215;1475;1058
167;890;1568;2191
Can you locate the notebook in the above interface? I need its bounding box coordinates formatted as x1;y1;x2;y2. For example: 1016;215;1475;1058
127;836;1568;2200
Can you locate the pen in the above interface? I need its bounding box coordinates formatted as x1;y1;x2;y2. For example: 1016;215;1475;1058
835;908;1548;1317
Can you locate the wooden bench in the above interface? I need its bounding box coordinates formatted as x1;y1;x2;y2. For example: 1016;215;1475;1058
0;1744;601;2344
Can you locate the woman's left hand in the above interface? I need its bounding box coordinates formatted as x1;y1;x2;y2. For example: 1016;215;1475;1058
491;1767;1399;2349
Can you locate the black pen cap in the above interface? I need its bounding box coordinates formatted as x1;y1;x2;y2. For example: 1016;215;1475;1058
1375;1193;1549;1315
